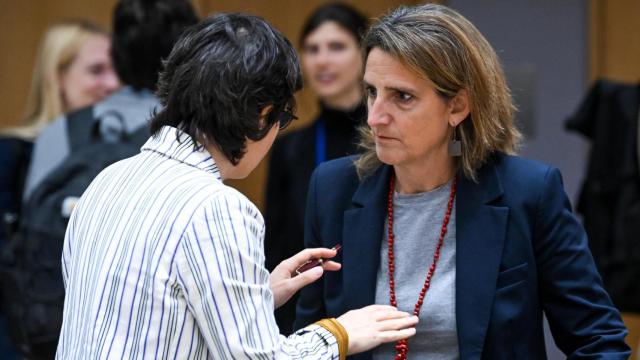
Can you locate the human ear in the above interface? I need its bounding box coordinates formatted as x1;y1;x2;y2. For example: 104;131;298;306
448;89;470;127
258;104;274;129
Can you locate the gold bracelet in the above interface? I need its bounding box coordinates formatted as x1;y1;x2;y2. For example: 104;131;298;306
315;318;348;360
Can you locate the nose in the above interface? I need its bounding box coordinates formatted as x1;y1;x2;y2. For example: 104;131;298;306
313;47;331;67
367;97;391;127
103;71;120;94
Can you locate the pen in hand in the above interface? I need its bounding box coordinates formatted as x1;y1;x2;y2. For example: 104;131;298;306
294;244;342;275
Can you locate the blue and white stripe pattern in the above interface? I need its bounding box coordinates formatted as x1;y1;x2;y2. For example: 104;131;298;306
56;126;339;359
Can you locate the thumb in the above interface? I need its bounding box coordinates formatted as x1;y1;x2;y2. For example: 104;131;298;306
289;266;324;292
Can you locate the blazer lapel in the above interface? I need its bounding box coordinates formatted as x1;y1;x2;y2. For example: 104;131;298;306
342;165;391;311
456;159;509;359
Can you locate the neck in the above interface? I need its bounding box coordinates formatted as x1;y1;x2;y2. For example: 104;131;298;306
394;152;456;194
322;85;363;111
205;143;235;181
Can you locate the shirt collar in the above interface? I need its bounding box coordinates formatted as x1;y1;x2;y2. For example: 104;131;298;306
141;126;222;181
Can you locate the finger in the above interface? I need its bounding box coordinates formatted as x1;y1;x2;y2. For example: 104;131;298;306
286;266;324;292
363;304;399;312
322;261;341;271
373;309;413;321
377;315;419;331
371;309;412;321
377;328;417;343
282;248;338;270
297;247;338;262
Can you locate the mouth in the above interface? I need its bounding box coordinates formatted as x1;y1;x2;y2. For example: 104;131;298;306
374;134;396;142
315;72;338;85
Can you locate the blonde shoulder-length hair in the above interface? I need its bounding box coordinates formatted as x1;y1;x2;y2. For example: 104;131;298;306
355;4;521;181
3;20;108;140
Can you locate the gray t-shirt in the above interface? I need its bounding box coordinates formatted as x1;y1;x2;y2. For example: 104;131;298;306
373;180;459;360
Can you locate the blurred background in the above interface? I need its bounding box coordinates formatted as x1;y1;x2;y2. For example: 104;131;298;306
0;0;639;358
2;0;639;209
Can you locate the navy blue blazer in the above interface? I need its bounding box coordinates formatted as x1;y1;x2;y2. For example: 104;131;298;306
294;154;630;359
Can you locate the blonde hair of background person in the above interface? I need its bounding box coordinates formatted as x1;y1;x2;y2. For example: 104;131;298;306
2;20;119;140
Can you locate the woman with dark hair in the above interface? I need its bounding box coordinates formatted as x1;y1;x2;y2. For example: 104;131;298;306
264;2;369;335
56;13;418;359
296;3;630;359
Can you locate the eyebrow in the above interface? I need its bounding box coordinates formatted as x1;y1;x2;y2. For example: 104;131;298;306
363;80;417;95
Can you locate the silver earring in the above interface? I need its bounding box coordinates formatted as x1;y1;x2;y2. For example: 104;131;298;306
448;125;462;157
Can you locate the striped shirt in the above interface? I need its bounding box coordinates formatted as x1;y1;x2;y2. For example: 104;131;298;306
56;126;339;359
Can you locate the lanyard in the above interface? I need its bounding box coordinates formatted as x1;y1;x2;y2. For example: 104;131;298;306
314;118;327;167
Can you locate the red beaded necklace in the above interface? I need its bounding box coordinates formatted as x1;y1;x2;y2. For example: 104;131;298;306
386;173;457;360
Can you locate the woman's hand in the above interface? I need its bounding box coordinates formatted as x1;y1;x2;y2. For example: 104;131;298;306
337;305;418;355
269;247;341;309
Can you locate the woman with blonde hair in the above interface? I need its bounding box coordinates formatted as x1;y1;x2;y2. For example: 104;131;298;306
4;20;119;140
0;19;118;242
0;19;118;358
1;18;119;221
1;19;119;224
295;4;630;359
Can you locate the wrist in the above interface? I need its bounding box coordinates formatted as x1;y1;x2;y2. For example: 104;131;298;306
315;318;348;360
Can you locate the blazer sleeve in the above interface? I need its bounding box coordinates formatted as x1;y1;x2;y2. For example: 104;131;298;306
177;191;341;359
534;167;630;358
293;167;327;331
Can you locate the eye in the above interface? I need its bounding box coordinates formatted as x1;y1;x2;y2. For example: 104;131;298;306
328;41;346;52
365;86;377;101
396;91;414;104
303;44;319;55
88;64;106;76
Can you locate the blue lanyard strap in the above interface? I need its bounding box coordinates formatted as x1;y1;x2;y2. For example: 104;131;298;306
315;118;327;167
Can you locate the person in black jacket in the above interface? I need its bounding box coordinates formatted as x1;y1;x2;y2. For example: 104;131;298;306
264;2;368;335
566;79;640;313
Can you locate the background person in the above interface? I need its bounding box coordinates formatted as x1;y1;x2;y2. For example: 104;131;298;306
22;0;197;202
264;2;368;334
295;4;630;359
2;20;118;140
0;21;116;358
56;13;418;359
1;19;118;235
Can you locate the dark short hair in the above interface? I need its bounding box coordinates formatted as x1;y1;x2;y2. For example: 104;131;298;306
300;2;369;46
150;13;303;165
111;0;198;91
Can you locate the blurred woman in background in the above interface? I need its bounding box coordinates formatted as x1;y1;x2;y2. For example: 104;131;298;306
4;20;119;140
264;2;369;335
1;17;118;235
0;21;118;357
1;19;118;221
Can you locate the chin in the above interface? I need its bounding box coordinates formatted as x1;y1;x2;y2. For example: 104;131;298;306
375;148;401;166
315;84;345;100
